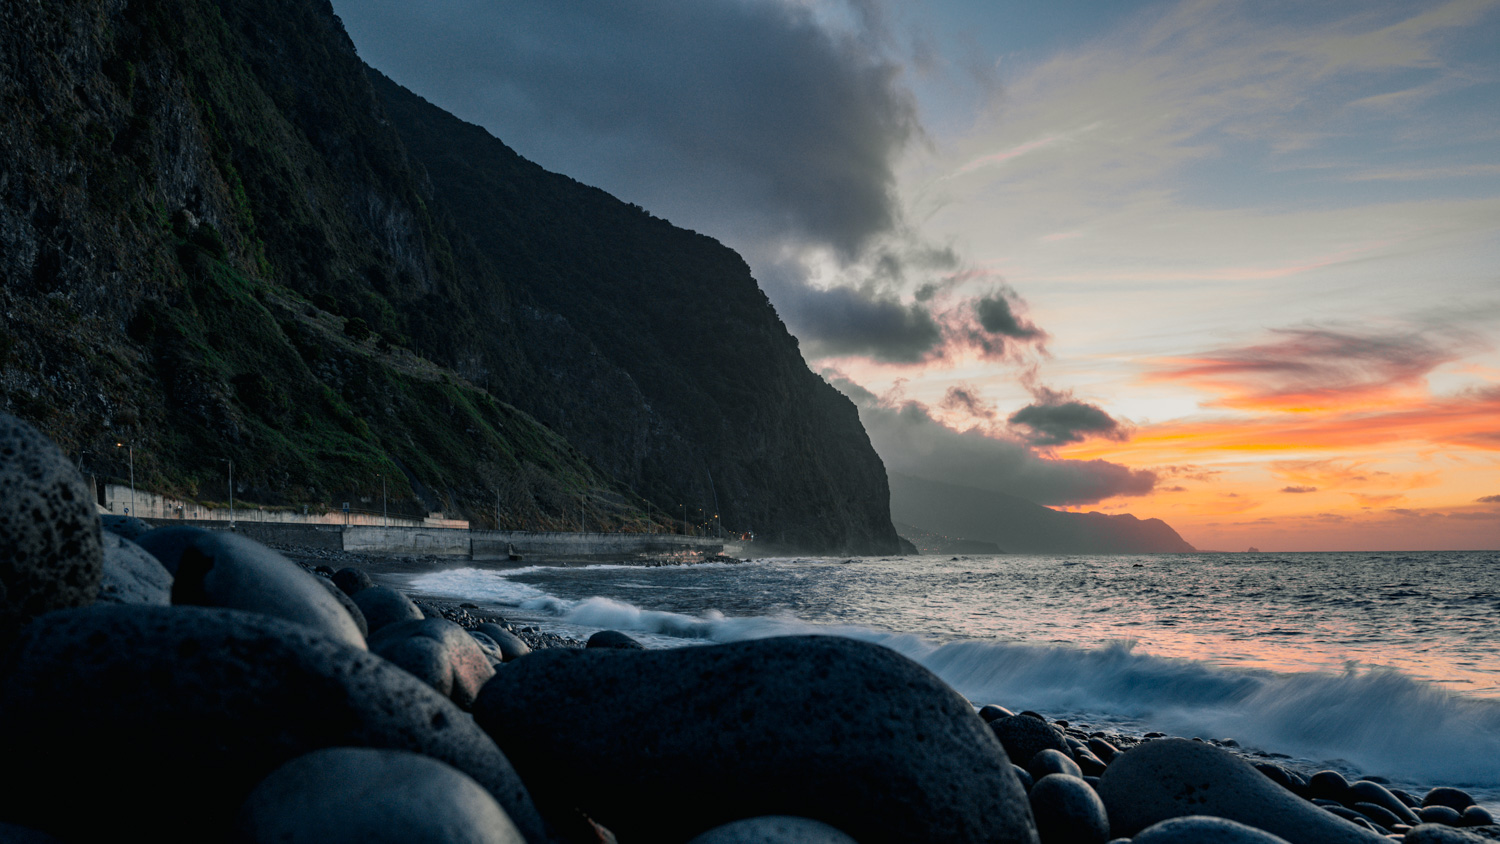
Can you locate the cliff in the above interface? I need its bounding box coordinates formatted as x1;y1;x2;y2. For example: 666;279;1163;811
889;473;1196;554
0;0;901;552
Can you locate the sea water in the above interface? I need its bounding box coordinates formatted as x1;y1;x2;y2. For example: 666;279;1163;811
403;551;1500;807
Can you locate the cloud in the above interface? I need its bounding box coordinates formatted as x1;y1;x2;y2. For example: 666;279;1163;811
1479;495;1500;504
1006;382;1129;447
1280;486;1318;494
336;0;916;258
1149;325;1474;411
825;371;1156;505
939;385;996;420
763;271;942;363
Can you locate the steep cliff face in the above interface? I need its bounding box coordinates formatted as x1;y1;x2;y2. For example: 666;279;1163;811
0;0;901;552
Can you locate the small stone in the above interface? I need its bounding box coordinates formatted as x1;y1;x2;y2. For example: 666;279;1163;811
352;585;425;633
1419;807;1464;826
1132;816;1294;843
332;567;375;597
96;533;172;606
1086;738;1120;763
1351;802;1401;830
1423;789;1475;812
1349;781;1420;826
586;629;645;649
135;527;364;649
0;412;102;648
1029;748;1082;781
1029;774;1109;844
979;704;1014;722
685;816;858;844
235;748;524;843
990;714;1072;767
475;623;531;662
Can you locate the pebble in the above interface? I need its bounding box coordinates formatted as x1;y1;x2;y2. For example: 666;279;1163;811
1087;739;1120;764
1311;771;1353;803
1029;773;1109;844
472;635;1036;844
352;585;425;634
1462;808;1496;827
235;747;524;844
586;629;645;649
684;816;859;844
979;704;1014;722
1420;807;1465;825
1097;737;1386;843
0;412;102;647
1029;748;1083;780
1424;789;1475;812
1349;781;1420;826
135;527;365;649
0;604;547;843
990;714;1073;767
475;622;532;662
1131;816;1294;843
96;532;172;606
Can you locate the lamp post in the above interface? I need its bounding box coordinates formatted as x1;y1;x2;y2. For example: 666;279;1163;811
115;442;135;518
220;458;234;527
378;472;387;527
681;504;686;536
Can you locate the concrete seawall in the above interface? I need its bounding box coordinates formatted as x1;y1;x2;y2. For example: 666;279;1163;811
140;519;729;562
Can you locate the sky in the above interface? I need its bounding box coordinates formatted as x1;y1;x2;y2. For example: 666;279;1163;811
332;0;1500;551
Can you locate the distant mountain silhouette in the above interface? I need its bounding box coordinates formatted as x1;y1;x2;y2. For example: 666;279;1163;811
889;473;1195;554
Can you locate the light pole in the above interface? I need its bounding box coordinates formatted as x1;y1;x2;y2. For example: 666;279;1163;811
115;442;135;518
681;504;686;536
220;458;234;527
378;472;387;527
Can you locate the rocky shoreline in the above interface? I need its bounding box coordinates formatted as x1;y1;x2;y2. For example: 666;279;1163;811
3;410;1499;843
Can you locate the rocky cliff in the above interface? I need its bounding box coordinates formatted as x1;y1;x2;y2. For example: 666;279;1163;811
0;0;901;553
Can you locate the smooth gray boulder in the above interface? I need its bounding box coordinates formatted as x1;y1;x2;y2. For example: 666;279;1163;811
333;566;376;597
1029;774;1109;844
1132;816;1294;843
991;714;1072;767
0;412;102;647
100;514;153;541
586;629;644;649
236;748;524;844
312;575;369;638
1030;748;1083;781
369;618;495;708
1424;789;1476;812
0;605;548;844
96;532;172;605
685;816;859;844
1405;825;1500;843
353;585;425;633
1098;738;1385;844
1420;807;1465;825
473;635;1038;844
475;622;530;662
134;527;364;649
1349;781;1420;826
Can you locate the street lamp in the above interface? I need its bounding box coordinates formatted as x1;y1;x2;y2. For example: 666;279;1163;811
377;472;387;527
115;442;135;518
681;504;686;536
220;458;234;527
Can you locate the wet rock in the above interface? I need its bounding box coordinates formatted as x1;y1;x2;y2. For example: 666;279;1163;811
333;566;375;597
1075;752;1108;777
1097;737;1385;843
352;585;425;634
586;629;644;649
979;704;1014;722
235;747;524;844
473;635;1038;844
1310;771;1352;803
1029;773;1109;844
0;605;547;843
1350;781;1420;826
469;630;506;665
1029;748;1083;780
312;576;368;638
991;714;1072;767
1423;789;1474;813
0;412;102;647
369;618;495;709
96;532;172;606
1014;766;1035;793
100;514;153;541
1462;809;1496;828
1131;816;1294;843
1352;802;1402;830
685;816;859;844
1405;825;1500;843
475;622;532;662
1087;738;1120;764
134;527;365;649
1419;807;1464;826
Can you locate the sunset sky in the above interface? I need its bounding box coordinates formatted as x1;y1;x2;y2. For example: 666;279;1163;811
335;0;1500;551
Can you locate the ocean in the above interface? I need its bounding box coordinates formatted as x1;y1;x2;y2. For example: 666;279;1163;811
400;550;1500;809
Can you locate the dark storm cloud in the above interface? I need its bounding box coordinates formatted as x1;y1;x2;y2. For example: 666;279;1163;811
974;292;1045;340
765;273;942;363
1006;383;1128;447
825;372;1157;506
335;0;917;257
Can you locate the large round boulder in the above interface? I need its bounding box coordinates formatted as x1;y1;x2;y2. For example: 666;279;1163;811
352;585;425;633
96;532;173;606
0;412;102;647
474;622;530;662
685;816;859;844
1028;773;1109;844
1097;738;1385;844
134;527;365;648
235;748;524;844
0;605;547;843
990;715;1072;767
1132;816;1294;843
472;635;1038;844
368;617;496;708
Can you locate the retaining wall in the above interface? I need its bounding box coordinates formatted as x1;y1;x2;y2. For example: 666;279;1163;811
471;530;722;561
